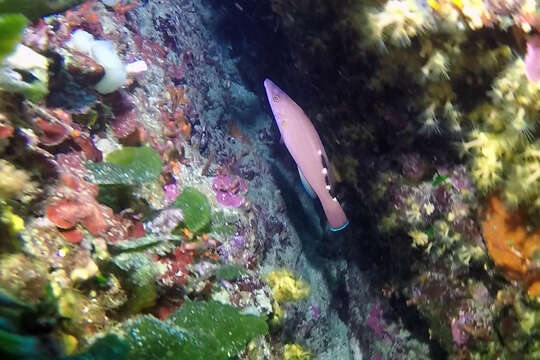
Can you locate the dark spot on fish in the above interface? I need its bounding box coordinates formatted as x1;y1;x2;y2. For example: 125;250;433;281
319;153;336;197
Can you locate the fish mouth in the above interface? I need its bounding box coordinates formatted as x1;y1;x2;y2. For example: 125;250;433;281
263;78;284;102
263;78;275;90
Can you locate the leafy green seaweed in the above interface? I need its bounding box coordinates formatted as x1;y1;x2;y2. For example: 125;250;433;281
122;301;268;360
0;0;83;20
432;174;449;187
214;264;246;281
86;146;162;185
209;211;237;237
64;335;128;360
112;253;157;314
108;235;182;255
0;14;27;61
173;187;211;233
0;328;39;357
170;301;268;359
122;316;191;360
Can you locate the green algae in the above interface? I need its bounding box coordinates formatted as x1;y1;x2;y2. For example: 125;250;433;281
209;210;237;238
112;253;157;314
214;264;246;281
65;334;128;360
173;187;211;233
86;146;162;185
0;14;26;62
0;0;83;20
108;235;182;255
169;300;268;360
122;316;192;360
119;301;268;360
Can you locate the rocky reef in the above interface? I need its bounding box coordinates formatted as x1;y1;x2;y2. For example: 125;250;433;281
210;0;540;358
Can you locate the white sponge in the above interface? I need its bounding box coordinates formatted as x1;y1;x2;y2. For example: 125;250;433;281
66;30;127;94
91;40;127;94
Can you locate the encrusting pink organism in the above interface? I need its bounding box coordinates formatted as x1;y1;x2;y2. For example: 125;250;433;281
212;173;248;208
263;79;348;231
525;35;540;82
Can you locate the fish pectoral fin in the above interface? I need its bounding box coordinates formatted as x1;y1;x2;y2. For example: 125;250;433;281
298;167;316;199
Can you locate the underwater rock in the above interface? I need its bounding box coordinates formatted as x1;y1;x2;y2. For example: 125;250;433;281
0;254;48;303
145;208;184;235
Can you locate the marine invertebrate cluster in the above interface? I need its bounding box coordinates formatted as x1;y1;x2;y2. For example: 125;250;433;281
367;0;433;47
283;343;311;360
461;58;540;213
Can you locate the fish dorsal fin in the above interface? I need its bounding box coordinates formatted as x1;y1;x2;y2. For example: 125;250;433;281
298;167;316;199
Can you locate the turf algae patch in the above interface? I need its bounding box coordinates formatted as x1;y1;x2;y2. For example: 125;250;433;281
86;146;162;185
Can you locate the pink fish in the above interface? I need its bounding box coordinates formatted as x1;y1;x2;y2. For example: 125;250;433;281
264;79;348;231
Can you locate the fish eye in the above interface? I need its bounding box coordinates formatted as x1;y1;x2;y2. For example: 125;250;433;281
272;95;280;102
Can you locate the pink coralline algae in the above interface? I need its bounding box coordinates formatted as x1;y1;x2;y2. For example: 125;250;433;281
366;303;385;338
451;310;472;346
163;183;181;203
212;174;248;208
525;35;540;82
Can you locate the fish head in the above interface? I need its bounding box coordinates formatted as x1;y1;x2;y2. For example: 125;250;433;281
263;78;298;133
